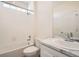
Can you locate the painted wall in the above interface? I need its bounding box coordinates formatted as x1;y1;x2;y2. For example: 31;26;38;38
0;1;53;54
35;1;53;39
53;2;79;37
0;2;34;54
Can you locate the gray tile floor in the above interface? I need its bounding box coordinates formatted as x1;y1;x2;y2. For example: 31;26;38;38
0;47;25;57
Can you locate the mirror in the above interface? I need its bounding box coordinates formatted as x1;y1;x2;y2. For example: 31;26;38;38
53;1;79;38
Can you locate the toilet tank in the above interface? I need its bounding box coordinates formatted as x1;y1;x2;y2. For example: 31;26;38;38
35;38;42;48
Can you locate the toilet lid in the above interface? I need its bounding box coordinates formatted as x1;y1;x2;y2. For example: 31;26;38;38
23;46;39;54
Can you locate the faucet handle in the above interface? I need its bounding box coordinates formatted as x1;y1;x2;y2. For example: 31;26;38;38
70;32;73;37
67;33;70;38
28;35;31;38
27;35;31;41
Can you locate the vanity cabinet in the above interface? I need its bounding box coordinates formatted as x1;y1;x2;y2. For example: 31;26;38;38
40;44;68;57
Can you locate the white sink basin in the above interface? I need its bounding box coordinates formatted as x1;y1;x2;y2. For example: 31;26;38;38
53;38;79;51
70;37;79;41
42;37;79;51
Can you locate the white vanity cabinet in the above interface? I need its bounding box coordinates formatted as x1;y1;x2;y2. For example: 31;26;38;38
40;44;68;57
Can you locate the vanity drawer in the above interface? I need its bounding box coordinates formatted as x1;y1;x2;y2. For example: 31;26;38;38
40;44;68;57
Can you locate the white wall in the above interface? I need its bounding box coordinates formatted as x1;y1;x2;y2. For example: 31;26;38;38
35;1;53;39
0;1;53;54
0;3;34;54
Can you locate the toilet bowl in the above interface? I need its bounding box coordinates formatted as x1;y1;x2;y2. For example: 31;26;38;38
23;46;40;57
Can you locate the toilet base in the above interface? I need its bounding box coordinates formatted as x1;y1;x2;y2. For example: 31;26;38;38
23;46;40;57
23;52;40;57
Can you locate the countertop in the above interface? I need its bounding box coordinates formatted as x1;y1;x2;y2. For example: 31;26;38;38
38;37;79;57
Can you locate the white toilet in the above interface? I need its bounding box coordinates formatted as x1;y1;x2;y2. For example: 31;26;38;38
23;46;40;57
23;36;41;57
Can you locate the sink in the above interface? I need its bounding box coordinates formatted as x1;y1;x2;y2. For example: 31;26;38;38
70;37;79;42
41;37;79;51
54;38;79;51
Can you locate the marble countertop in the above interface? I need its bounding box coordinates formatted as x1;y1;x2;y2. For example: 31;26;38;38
38;37;79;57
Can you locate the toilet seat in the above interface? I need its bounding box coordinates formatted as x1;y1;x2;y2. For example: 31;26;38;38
23;46;39;56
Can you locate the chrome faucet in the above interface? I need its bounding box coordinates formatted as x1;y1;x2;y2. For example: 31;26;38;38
64;32;70;41
67;33;70;39
60;32;74;41
65;32;74;42
27;35;31;45
27;35;31;41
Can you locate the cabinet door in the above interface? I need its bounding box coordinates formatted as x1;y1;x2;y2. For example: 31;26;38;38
41;48;54;57
40;44;68;57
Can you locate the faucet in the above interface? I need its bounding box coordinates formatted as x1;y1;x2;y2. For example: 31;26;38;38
65;32;75;42
27;35;31;41
27;35;31;45
64;32;70;41
60;32;74;42
67;33;70;39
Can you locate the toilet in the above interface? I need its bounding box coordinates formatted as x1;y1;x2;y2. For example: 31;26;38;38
23;46;40;57
23;37;41;57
